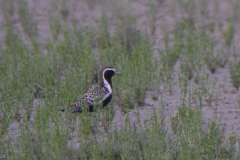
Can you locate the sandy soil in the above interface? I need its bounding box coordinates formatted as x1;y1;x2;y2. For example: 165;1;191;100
1;0;240;148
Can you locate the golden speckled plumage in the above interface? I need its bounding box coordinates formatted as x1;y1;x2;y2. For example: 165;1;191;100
62;67;121;113
71;83;110;112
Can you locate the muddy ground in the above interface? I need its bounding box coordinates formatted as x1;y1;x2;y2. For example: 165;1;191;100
1;0;240;148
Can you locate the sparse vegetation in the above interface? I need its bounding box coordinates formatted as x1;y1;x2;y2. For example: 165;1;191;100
229;53;240;91
0;0;240;159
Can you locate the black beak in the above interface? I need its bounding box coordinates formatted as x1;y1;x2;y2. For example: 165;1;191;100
115;72;121;75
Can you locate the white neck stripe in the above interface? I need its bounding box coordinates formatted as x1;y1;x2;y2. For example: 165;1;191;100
102;69;115;94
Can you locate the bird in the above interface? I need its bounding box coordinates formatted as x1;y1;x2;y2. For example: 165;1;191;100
61;67;121;113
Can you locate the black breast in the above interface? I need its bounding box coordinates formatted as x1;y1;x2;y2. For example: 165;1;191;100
103;94;112;107
88;94;112;112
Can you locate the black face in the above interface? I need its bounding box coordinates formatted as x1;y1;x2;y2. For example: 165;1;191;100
104;69;115;79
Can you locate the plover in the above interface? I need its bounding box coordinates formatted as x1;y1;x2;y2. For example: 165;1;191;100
62;67;121;113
